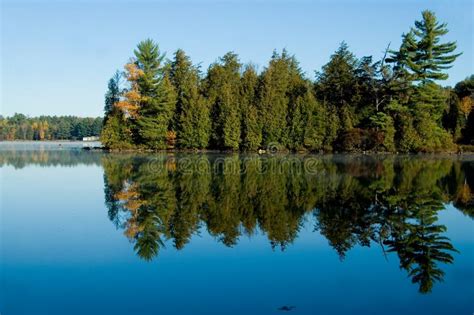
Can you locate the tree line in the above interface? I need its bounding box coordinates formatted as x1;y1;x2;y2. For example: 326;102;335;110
102;154;473;293
0;113;102;141
101;10;473;152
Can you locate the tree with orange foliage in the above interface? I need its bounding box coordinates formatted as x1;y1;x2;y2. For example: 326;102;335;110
114;62;143;118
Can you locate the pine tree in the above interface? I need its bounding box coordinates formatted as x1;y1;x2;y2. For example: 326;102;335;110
138;75;176;149
133;39;176;149
205;52;241;150
324;107;340;150
287;81;326;151
169;49;193;131
259;49;301;148
406;11;461;83
388;11;460;152
169;49;210;149
240;65;262;150
101;114;134;149
316;43;357;112
101;71;135;149
370;112;396;151
104;71;122;120
315;42;358;143
302;89;327;151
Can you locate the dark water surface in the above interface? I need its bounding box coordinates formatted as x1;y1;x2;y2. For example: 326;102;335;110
1;142;473;314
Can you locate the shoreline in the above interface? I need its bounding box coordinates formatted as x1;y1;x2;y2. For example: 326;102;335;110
1;140;473;154
91;147;474;156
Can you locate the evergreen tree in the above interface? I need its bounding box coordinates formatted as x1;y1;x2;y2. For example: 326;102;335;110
259;49;301;148
442;89;463;141
104;71;122;120
453;76;474;144
101;71;129;148
101;114;134;149
288;83;326;151
205;52;241;150
169;49;193;131
370;112;396;151
354;56;386;124
240;65;262;150
388;11;460;152
315;42;358;131
405;11;461;83
169;49;210;148
133;39;176;149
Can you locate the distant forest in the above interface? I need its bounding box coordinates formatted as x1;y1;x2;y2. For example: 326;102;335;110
0;114;102;141
101;10;473;152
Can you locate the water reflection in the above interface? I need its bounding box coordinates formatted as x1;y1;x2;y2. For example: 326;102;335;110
101;154;473;293
0;148;102;168
1;150;473;294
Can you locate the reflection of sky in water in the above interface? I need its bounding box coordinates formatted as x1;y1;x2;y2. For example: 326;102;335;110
0;141;101;151
1;152;473;315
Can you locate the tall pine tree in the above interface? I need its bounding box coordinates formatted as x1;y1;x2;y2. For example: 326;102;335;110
169;49;210;148
240;64;262;151
259;49;301;148
389;11;460;151
205;52;241;150
134;39;176;149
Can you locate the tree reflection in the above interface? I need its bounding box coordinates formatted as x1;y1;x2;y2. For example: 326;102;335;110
102;154;473;293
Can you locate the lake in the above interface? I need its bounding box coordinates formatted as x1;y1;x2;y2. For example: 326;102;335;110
1;142;473;315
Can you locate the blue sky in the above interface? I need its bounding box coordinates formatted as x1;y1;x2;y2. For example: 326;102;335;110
1;0;473;117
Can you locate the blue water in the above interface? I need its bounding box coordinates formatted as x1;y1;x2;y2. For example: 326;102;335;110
1;143;473;314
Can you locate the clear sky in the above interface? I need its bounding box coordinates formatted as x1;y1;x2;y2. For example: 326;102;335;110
1;0;473;117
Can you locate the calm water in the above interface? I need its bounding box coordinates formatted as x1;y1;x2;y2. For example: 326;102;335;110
1;142;473;315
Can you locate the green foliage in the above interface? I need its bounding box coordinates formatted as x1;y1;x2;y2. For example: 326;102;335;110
205;52;242;150
100;11;465;152
104;71;121;119
316;42;358;132
136;75;176;149
289;84;326;151
406;10;461;82
397;115;422;153
240;65;262;151
385;11;462;152
453;75;474;144
101;114;134;149
370;112;395;151
323;108;340;150
169;49;211;149
134;39;164;96
258;49;308;149
442;89;464;141
0;113;102;141
131;39;176;149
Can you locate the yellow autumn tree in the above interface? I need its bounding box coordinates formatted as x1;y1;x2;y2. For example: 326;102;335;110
114;61;144;118
39;121;48;140
459;96;473;119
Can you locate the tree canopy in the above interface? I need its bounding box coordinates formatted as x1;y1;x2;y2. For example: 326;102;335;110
100;11;472;152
